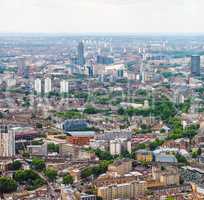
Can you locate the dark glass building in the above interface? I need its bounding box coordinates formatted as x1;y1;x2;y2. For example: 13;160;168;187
191;55;200;76
77;41;85;66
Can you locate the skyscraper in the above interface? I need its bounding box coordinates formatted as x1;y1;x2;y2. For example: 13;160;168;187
34;78;42;94
17;57;25;77
191;55;200;76
44;77;52;94
77;41;85;66
60;80;69;93
0;125;15;157
87;65;94;78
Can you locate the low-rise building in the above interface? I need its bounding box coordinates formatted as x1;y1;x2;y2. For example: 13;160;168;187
108;159;132;176
97;180;147;200
27;143;47;156
59;143;80;159
136;150;153;162
152;165;180;186
154;153;177;163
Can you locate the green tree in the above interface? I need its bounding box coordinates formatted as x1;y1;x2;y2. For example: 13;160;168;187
135;143;146;150
63;174;73;185
47;143;59;153
149;139;164;151
36;123;43;128
0;177;17;194
14;169;38;183
166;197;175;200
84;106;98;114
117;107;125;115
31;158;45;171
14;169;45;190
81;167;93;179
44;168;57;182
9;160;22;171
94;148;113;161
198;147;202;156
175;153;188;164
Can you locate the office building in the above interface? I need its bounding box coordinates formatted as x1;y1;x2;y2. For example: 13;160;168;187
96;55;114;65
117;69;124;78
78;41;85;66
60;80;69;93
34;78;42;94
87;66;94;78
17;57;25;77
0;125;15;157
23;65;30;79
44;77;52;94
63;119;89;132
191;55;200;76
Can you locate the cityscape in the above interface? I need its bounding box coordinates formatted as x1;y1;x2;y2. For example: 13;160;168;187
1;0;204;200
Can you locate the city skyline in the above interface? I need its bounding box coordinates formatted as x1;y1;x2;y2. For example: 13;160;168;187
0;0;204;33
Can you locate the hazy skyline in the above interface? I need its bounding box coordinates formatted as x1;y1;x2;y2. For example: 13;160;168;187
0;0;203;33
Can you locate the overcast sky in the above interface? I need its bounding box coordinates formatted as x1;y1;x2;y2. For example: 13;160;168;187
0;0;203;33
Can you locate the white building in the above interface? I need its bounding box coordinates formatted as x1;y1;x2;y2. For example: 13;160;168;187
110;139;121;155
110;138;132;156
60;80;69;93
0;125;15;157
44;77;52;94
34;78;42;94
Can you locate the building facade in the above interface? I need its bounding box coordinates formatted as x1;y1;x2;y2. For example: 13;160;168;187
191;55;200;76
44;77;52;94
60;80;69;93
0;125;15;157
34;78;42;94
97;180;146;200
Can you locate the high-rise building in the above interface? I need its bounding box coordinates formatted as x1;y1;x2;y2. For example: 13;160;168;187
87;66;94;78
44;77;52;94
34;78;42;94
17;57;25;77
23;66;30;79
110;140;121;155
60;80;69;93
0;125;15;157
191;55;200;76
117;69;124;78
77;41;85;66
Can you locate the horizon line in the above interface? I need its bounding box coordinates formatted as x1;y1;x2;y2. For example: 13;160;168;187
1;32;204;36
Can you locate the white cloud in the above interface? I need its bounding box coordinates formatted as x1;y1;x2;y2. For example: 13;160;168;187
0;0;203;33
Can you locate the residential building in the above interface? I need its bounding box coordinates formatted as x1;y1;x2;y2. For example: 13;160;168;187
152;165;180;186
97;180;146;200
60;80;69;93
108;159;132;176
136;150;153;162
59;143;80;159
0;125;15;157
44;77;52;94
34;78;42;94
